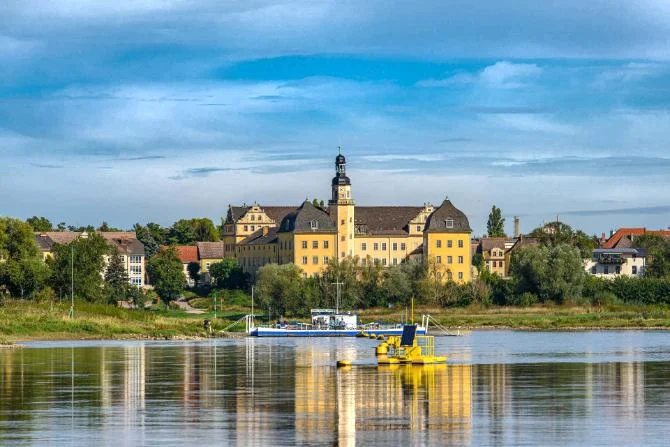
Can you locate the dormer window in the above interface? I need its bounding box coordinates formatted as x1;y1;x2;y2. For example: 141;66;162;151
445;218;454;229
310;220;319;230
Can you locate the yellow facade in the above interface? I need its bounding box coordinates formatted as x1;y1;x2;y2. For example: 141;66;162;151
424;232;472;283
354;235;423;266
280;232;336;277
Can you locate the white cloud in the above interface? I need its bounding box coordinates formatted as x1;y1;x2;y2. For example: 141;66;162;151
479;61;542;87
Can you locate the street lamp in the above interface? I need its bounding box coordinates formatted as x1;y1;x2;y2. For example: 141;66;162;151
69;243;74;318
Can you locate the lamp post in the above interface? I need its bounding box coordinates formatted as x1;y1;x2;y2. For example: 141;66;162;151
69;244;74;318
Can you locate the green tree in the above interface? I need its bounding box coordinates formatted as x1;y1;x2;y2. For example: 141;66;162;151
380;266;413;306
134;223;160;258
187;262;201;286
486;205;506;237
168;218;219;244
146;222;167;246
147;247;186;305
98;221;122;232
0;217;50;298
255;263;304;317
26;216;53;232
634;234;670;278
320;257;362;309
48;233;111;302
209;258;246;289
104;252;130;303
510;244;585;304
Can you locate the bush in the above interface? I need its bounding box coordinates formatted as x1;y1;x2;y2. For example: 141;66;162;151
517;292;539;307
33;287;57;303
591;290;621;306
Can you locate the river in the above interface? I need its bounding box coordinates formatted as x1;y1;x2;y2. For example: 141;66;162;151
2;331;670;446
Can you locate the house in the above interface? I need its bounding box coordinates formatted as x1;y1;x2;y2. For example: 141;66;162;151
584;248;647;278
35;231;146;287
171;245;199;287
195;241;225;276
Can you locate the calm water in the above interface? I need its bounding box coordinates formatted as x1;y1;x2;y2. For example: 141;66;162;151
2;331;670;446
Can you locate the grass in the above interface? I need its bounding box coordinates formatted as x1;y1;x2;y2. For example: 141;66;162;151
0;299;250;342
3;299;670;342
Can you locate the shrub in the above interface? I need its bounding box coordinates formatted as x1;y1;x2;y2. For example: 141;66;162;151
517;292;539;307
591;290;621;306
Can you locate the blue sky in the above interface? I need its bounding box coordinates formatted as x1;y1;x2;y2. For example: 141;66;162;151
1;0;670;236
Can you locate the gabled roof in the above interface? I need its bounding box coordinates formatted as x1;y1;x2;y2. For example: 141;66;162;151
353;206;424;235
238;227;280;246
425;200;472;233
36;231;144;255
602;228;670;249
196;241;224;259
279;200;336;233
225;204;296;224
171;246;199;263
481;237;506;252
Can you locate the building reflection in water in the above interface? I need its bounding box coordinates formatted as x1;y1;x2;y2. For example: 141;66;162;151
293;345;472;445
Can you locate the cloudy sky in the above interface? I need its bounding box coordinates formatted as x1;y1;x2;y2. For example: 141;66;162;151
1;0;670;236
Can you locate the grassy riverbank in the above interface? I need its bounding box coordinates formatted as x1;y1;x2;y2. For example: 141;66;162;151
3;300;670;342
0;300;249;342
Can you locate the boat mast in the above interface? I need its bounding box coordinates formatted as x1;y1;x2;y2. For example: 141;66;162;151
332;279;344;314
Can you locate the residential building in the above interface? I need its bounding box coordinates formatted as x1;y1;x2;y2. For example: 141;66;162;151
480;237;507;276
226;152;472;282
196;241;225;279
171;245;199;287
584;248;647;278
35;231;147;287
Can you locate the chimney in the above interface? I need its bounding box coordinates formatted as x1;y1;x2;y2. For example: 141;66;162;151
514;216;520;238
601;232;606;242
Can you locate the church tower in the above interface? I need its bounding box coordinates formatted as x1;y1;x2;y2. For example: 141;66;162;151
328;149;355;260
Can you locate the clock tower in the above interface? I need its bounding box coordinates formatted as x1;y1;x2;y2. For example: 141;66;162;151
328;149;355;260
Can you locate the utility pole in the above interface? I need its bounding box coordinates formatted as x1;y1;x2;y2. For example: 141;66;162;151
69;244;74;318
331;279;344;314
213;291;217;319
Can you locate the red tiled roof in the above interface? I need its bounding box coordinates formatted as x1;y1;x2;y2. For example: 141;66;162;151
602;228;670;249
172;245;199;263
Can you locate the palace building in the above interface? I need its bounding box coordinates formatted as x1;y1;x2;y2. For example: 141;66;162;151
223;152;472;282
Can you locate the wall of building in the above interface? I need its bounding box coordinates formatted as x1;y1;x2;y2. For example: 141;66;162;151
584;257;646;278
292;233;337;277
355;235;423;266
424;233;472;283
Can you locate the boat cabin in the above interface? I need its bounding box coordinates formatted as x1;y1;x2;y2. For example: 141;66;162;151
310;309;358;330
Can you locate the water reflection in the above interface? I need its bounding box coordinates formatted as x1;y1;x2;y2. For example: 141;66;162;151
1;336;670;446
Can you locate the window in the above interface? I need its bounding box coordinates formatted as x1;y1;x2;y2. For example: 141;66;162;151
401;243;406;251
447;271;453;280
251;215;255;221
445;218;454;228
361;258;367;266
436;256;442;263
447;256;453;264
382;258;387;266
120;256;125;262
615;266;621;274
130;255;142;264
458;256;464;264
591;266;597;274
436;240;442;248
310;220;319;230
447;240;452;248
416;225;421;232
341;219;345;225
206;262;211;270
361;242;367;251
302;256;308;265
323;256;329;265
393;258;398;265
604;266;609;274
381;243;387;251
392;243;398;251
250;225;255;231
130;265;142;274
458;240;464;248
130;277;142;286
374;243;379;250
458;272;463;280
302;241;308;249
312;240;318;249
313;256;318;265
244;225;248;231
632;265;638;275
323;241;329;249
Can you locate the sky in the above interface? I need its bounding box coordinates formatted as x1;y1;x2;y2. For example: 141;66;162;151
1;0;670;236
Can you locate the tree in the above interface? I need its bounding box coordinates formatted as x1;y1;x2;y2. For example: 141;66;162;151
147;247;186;306
134;223;160;258
49;233;111;302
26;216;53;232
0;217;50;298
98;221;122;232
255;263;304;317
209;258;246;289
146;222;168;246
104;252;130;303
529;221;598;258
486;205;506;237
187;262;201;286
168;218;219;244
634;234;670;278
510;244;585;304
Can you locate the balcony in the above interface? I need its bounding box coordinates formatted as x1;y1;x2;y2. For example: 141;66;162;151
595;255;625;265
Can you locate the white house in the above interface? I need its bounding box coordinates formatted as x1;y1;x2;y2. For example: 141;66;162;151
584;248;647;278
